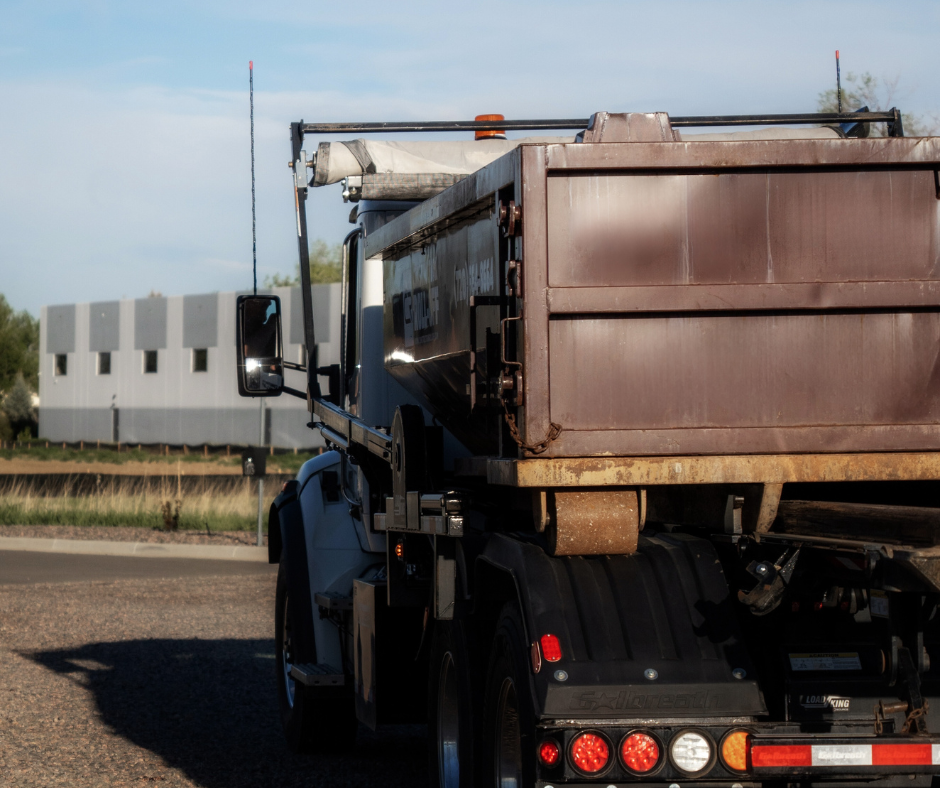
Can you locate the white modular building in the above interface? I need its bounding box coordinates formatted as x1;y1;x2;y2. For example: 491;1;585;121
39;286;339;448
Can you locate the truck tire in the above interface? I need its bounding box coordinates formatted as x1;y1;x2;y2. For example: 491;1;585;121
274;560;357;753
428;620;479;788
483;602;537;788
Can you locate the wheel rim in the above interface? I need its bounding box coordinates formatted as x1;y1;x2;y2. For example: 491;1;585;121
437;651;460;787
494;676;522;788
281;592;296;708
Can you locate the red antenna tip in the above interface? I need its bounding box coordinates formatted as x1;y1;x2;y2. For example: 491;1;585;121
835;50;839;59
249;60;253;69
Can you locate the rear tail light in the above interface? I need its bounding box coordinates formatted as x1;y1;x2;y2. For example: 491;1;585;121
620;731;661;774
570;731;610;774
540;634;562;662
670;729;715;775
538;739;560;767
720;730;751;773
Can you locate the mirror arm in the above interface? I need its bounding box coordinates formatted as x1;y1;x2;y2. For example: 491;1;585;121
281;385;307;400
283;360;306;372
291;121;321;401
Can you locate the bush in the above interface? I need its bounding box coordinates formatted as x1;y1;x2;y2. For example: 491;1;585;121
2;373;36;438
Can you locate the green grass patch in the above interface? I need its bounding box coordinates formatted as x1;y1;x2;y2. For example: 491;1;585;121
0;475;277;531
0;502;257;531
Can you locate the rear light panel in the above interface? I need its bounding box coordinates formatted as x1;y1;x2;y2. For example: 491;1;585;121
535;726;940;781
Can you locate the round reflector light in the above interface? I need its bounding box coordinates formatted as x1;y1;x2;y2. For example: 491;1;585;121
538;739;560;767
670;730;713;775
721;730;750;773
620;732;660;773
540;634;563;662
570;732;610;774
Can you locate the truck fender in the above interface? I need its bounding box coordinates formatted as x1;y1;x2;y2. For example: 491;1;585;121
267;479;299;564
475;531;766;720
276;485;317;664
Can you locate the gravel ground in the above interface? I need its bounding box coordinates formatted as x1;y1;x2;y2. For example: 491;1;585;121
0;565;428;786
0;525;266;545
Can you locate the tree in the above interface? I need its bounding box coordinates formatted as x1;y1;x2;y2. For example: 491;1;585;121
817;72;938;137
2;373;36;438
0;295;39;393
264;239;342;288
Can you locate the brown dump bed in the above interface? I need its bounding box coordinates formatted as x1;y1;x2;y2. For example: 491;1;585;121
372;127;940;459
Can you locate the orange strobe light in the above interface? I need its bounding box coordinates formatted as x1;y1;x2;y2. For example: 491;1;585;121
474;114;505;140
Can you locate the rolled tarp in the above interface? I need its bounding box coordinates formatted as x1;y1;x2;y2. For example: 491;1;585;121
310;126;844;190
311;137;575;186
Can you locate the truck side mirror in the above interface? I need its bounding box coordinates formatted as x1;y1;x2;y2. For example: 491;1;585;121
236;295;284;397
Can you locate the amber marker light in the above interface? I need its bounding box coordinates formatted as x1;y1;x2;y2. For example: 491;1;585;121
394;541;404;559
474;114;505;140
721;730;751;773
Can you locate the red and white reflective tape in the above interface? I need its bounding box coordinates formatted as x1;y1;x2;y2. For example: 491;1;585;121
752;743;940;769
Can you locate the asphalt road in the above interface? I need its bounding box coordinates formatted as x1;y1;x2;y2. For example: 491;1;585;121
0;551;428;787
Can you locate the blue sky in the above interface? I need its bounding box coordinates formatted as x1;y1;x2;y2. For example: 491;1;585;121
2;0;938;316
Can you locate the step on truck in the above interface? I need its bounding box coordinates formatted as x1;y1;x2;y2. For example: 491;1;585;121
235;108;940;787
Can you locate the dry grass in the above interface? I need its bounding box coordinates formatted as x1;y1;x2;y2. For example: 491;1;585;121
0;475;277;531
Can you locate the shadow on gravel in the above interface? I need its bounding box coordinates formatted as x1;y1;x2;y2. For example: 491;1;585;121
24;638;429;788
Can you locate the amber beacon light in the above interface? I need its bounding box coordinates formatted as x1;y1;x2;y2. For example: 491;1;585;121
474;114;506;139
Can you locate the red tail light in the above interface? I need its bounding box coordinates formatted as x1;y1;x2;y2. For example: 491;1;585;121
538;739;560;767
570;732;610;774
621;731;661;773
540;634;562;662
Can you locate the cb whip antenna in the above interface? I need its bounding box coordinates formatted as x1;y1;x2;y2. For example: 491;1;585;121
250;60;257;295
835;50;842;114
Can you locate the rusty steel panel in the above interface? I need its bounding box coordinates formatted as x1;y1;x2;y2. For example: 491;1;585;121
520;140;940;459
486;452;940;488
547;281;940;314
546;488;640;556
548;311;940;451
546;170;939;288
542;137;940;173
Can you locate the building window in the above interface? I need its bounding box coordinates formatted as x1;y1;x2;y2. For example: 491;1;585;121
97;352;111;375
143;350;158;374
192;348;208;372
54;354;67;376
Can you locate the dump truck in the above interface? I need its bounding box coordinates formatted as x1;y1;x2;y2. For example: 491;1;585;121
235;107;940;787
